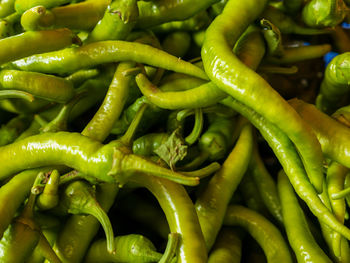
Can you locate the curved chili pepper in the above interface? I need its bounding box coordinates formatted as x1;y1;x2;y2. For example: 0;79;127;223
130;174;208;263
316;52;350;114
202;0;324;193
84;234;162;263
249;140;283;225
195;123;253;249
327;162;349;258
318;179;350;263
289;98;350;169
221;97;350;241
52;180;116;254
9;40;207;80
266;44;332;64
278;170;332;263
223;205;293;263
0;28;80;66
0;69;75;103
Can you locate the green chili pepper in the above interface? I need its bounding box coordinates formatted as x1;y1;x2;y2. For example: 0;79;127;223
262;5;332;34
0;0;15;18
221;97;350;242
208;228;242;263
302;0;348;28
0;28;80;66
130;174;207;263
202;0;324;193
278;170;332;263
8;40;207;80
86;0;138;43
0;69;75;103
327;162;349;258
248;140;283;225
289;98;350;169
36;169;60;210
84;234;162;263
195;123;253;250
223;205;293;263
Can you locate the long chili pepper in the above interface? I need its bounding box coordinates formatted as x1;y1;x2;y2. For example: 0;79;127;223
136;74;225;110
316;52;350;114
202;0;325;193
318;181;350;263
221;97;350;241
84;234;163;263
0;173;61;263
0;168;53;239
0;69;75;103
302;0;348;27
136;0;218;29
289;98;350;169
277;170;332;263
0;28;80;66
223;205;293;263
327;162;349;258
52;180;116;254
266;44;332;64
0;131;199;186
195;123;253;250
130;174;208;263
86;0;138;43
136;26;265;111
82;62;135;141
248;140;283;225
15;0;73;14
0;90;35;102
208;228;242;263
9;40;207;79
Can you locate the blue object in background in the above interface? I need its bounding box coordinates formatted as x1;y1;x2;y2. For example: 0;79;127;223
323;51;339;67
342;22;350;29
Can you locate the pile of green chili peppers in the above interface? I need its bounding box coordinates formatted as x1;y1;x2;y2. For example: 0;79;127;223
2;0;350;262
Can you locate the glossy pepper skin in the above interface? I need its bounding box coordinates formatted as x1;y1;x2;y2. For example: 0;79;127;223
201;0;325;193
0;132;199;186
